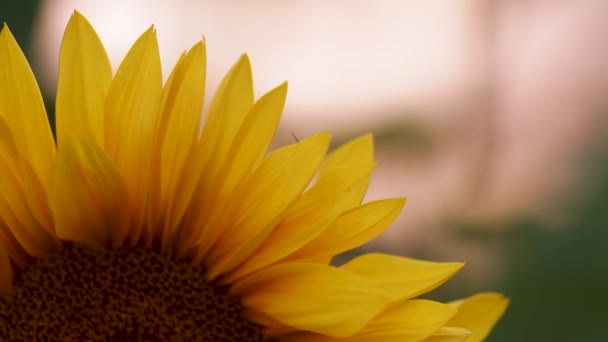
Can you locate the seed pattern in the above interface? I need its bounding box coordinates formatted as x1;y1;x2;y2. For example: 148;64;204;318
0;244;267;341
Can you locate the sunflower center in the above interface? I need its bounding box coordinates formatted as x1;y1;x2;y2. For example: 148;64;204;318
0;243;266;341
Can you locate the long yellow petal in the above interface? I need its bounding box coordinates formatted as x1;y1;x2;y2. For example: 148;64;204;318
445;293;509;342
155;41;206;248
287;198;406;261
0;119;57;257
320;134;374;174
144;50;186;242
203;133;330;279
104;26;162;242
422;327;472;342
319;134;374;209
354;300;457;342
0;116;53;236
210;82;287;212
0;245;13;299
343;253;463;302
48;138;129;249
56;11;112;148
218;82;287;194
225;161;376;282
0;25;56;184
0;166;56;257
277;300;457;342
181;54;254;241
199;54;254;174
233;263;391;338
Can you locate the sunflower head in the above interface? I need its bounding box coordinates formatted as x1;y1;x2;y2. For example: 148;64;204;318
0;11;508;341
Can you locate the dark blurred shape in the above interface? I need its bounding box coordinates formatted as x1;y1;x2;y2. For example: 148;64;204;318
444;135;608;341
0;0;40;58
492;139;608;341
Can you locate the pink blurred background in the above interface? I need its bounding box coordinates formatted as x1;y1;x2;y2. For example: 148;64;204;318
31;0;608;287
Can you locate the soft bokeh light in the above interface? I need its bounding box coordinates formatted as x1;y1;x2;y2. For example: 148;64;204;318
34;0;486;130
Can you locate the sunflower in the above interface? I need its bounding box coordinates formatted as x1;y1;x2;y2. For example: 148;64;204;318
0;11;508;341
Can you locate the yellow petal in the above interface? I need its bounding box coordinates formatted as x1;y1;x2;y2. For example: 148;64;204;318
233;263;391;338
212;81;287;208
104;26;162;241
0;245;13;299
228;81;286;184
446;292;509;342
319;134;374;209
357;300;457;341
277;300;457;342
225;161;376;282
199;54;254;173
56;11;112;148
48;138;129;249
320;134;374;174
181;54;254;241
0;24;56;184
422;327;472;342
203;133;330;279
0;116;53;236
18;160;54;236
155;41;206;248
144;50;186;241
343;253;463;302
287;198;406;261
0;118;57;257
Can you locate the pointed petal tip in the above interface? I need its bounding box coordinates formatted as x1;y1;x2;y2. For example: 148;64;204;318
141;24;157;38
232;53;253;76
238;53;251;64
393;196;407;210
310;132;332;145
70;10;91;24
66;10;90;33
187;39;206;56
262;81;289;103
0;22;12;38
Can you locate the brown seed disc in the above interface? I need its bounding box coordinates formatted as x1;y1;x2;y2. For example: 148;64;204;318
0;243;267;341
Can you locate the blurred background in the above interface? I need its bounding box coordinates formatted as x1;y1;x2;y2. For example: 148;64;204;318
2;0;608;340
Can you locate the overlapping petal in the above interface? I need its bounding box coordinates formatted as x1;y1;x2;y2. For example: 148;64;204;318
104;26;162;242
153;40;207;249
204;133;331;278
343;253;463;302
189;82;286;261
423;327;472;342
0;118;57;257
444;293;509;342
225;161;376;282
319;134;374;209
277;300;457;342
233;263;391;337
48;138;129;249
181;55;255;239
287;198;406;261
